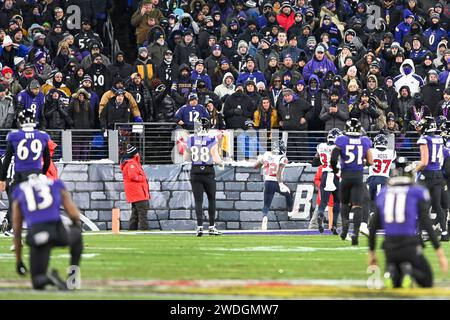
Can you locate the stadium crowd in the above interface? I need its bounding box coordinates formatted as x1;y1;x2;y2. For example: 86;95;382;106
0;0;450;155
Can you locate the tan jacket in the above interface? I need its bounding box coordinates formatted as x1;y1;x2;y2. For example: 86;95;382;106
99;90;141;118
131;8;164;44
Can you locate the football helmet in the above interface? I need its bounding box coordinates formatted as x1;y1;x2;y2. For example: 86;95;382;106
390;157;415;183
419;116;438;135
17;109;36;128
344;118;362;136
373;134;388;149
194;117;211;135
272;140;286;155
327;128;342;145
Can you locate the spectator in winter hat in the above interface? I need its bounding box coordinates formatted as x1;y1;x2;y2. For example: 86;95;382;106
302;44;337;82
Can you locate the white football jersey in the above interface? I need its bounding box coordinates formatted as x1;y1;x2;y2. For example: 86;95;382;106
369;148;396;178
316;143;335;172
258;151;288;181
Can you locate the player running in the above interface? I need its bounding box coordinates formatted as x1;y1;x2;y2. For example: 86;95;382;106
441;121;450;233
415;117;450;241
369;158;448;288
312;128;342;234
255;140;293;231
184;117;224;237
0;109;51;236
12;174;83;290
331;118;373;245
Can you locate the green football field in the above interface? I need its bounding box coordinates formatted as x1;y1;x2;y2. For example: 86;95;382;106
1;232;450;300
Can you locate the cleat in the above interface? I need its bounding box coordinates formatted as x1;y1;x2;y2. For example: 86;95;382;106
196;227;203;237
261;216;268;231
351;235;359;246
208;226;221;236
1;218;8;233
400;263;414;288
48;269;68;291
4;230;13;237
340;227;348;241
383;272;394;289
359;222;370;237
441;232;449;242
331;226;338;235
318;217;324;234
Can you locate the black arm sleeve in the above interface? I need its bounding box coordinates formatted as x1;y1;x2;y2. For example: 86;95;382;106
369;207;382;251
312;154;321;167
418;199;440;250
0;143;14;181
42;145;51;175
330;147;340;172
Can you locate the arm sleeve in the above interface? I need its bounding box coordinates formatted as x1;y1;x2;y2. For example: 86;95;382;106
312;155;322;167
42;145;51;175
330;147;340;172
0;143;13;181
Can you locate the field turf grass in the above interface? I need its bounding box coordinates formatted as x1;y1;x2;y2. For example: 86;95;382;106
1;232;450;299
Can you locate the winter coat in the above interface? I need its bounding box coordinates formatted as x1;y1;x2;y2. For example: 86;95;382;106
45;139;58;181
319;99;349;131
253;108;279;130
68;89;95;129
156;60;179;87
302;56;337;83
214;72;236;101
131;6;164;44
153;85;177;122
100;97;132;130
147;41;170;67
86;63;112;99
0;95;15;129
120;153;150;203
421;82;444;116
277;95;312;131
173;41;201;66
99;90;141;122
42;96;73;130
109;52;134;80
133;57;155;90
349;99;380;131
393;59;424;97
222;91;255;129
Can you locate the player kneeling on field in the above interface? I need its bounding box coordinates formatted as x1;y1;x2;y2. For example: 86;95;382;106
255;140;294;231
369;158;448;288
12;174;83;290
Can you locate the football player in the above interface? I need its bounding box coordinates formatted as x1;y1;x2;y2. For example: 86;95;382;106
367;134;396;222
415;117;450;241
369;158;448;288
0;109;51;235
331;118;373;245
184;117;224;236
440;121;450;234
12;174;83;290
255;140;293;231
312;128;342;234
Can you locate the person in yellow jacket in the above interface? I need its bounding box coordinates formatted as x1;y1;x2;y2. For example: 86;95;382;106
98;78;143;122
253;96;279;130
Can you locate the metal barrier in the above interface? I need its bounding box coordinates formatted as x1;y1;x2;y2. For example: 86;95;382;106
104;14;122;61
0;126;423;164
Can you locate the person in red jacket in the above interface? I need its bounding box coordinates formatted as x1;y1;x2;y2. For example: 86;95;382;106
277;2;296;32
120;145;150;230
45;140;58;181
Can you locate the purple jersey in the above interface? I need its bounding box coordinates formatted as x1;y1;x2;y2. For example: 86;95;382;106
187;134;217;166
7;128;49;173
376;184;429;236
335;135;372;171
417;135;448;171
12;175;64;228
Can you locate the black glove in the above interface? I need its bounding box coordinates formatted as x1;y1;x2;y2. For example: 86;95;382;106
234;108;243;116
332;167;339;175
16;260;27;276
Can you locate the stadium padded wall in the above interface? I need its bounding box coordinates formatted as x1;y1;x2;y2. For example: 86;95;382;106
0;164;317;230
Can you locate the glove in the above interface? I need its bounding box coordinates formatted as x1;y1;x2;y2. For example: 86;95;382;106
234;108;243;116
103;129;108;138
16;260;27;276
279;183;290;193
133;116;143;123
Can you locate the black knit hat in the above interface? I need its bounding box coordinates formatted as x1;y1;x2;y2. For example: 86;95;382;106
127;144;138;157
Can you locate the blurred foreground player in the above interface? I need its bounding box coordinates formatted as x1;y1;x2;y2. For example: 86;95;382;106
12;174;83;290
184;117;224;236
369;158;448;288
255;140;293;231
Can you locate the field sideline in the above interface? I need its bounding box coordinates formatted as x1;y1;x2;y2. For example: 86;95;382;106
1;231;450;300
